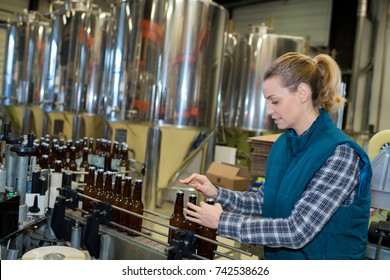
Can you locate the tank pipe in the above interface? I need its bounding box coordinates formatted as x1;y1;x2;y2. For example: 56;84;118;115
346;0;368;132
376;0;390;130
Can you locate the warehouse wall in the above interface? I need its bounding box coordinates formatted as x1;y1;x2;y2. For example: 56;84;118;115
231;0;333;48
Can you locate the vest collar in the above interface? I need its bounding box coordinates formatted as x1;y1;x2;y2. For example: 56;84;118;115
285;109;329;159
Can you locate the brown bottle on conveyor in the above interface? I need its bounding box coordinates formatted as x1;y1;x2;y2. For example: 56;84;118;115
104;140;112;171
82;166;96;214
68;146;78;181
89;168;98;200
94;138;101;167
95;169;105;202
183;193;199;234
168;190;185;244
118;176;132;231
103;171;113;204
128;178;144;235
110;141;120;171
119;145;129;176
119;176;132;232
111;173;123;227
88;137;95;166
40;154;49;170
197;198;217;259
54;159;63;173
79;147;89;183
103;171;115;228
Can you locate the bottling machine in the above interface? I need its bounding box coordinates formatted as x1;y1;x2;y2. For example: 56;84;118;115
0;0;261;261
366;130;390;260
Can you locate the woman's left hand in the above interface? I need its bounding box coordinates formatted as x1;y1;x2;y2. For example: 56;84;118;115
183;201;223;229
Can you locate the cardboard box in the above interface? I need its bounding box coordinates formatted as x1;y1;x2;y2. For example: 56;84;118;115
206;162;251;191
248;133;281;176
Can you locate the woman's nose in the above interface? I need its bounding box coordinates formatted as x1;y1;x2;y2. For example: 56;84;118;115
266;105;273;116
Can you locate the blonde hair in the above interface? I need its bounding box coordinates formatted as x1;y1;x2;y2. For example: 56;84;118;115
263;52;345;113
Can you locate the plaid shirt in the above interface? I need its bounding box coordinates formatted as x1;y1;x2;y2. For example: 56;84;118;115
216;144;360;249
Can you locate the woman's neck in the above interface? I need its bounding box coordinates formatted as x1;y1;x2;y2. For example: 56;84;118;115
295;108;320;135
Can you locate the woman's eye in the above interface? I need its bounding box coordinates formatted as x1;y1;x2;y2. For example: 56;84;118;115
271;101;278;105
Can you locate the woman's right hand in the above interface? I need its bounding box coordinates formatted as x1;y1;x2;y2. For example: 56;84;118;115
179;173;218;198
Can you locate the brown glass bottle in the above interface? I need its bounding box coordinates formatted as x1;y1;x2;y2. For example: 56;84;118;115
74;140;82;167
168;190;185;244
34;142;42;165
183;193;199;234
40;154;49;170
110;141;120;171
119;145;129;176
82;166;96;214
95;138;102;168
66;139;73;159
95;169;105;202
110;174;123;227
79;147;89;183
103;171;113;204
50;144;59;168
68;146;78;181
104;140;112;171
54;159;63;173
88;137;95;166
99;139;107;170
128;179;144;235
89;168;98;200
119;176;132;232
197;198;217;259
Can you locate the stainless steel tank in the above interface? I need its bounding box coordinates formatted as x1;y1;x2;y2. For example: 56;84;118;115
1;11;50;106
1;11;51;135
104;0;145;122
43;0;143;139
136;0;228;129
132;0;228;208
238;25;305;131
46;0;110;114
220;32;249;129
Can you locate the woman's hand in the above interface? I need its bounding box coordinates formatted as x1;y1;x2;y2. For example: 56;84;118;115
184;201;223;229
179;173;218;198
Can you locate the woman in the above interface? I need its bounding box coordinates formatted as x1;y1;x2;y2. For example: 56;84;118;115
179;52;372;260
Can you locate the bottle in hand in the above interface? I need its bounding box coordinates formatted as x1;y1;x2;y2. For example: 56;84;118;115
168;190;185;244
197;198;217;259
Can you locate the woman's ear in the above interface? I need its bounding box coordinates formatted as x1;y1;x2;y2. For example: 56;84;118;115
297;83;311;103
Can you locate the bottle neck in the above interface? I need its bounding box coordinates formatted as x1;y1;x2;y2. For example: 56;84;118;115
123;181;131;199
114;178;122;195
174;195;184;214
96;173;104;190
133;183;142;200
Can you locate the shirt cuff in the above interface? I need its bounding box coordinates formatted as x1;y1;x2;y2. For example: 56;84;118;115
217;211;245;241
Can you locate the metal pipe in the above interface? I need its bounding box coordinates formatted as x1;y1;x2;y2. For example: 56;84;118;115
346;0;368;132
376;0;390;130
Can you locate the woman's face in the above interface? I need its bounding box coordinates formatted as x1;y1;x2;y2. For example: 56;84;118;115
263;76;303;132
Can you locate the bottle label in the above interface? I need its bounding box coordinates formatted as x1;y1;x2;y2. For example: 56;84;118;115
88;154;94;166
75;158;82;169
111;158;120;171
79;167;85;182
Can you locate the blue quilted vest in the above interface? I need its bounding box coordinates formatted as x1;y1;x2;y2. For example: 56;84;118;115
263;110;372;259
